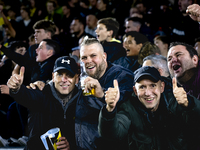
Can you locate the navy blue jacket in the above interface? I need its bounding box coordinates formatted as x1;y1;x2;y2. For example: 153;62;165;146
113;56;141;73
101;41;126;63
99;92;200;150
75;62;134;150
30;54;59;83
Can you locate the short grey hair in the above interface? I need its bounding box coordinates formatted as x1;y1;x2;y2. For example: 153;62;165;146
143;54;169;76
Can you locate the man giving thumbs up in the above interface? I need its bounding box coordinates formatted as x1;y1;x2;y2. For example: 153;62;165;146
98;66;200;150
7;56;81;150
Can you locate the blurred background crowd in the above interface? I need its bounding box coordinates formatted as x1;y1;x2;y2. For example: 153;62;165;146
0;0;200;148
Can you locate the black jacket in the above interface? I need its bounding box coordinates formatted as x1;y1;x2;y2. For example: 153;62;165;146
99;92;200;150
1;44;39;85
113;56;141;73
10;62;134;150
31;54;59;83
75;62;134;150
10;82;81;150
161;76;173;94
101;41;126;63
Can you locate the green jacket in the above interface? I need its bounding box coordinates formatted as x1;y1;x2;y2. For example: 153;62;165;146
98;92;200;150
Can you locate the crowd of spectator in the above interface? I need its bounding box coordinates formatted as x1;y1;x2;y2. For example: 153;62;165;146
0;0;200;149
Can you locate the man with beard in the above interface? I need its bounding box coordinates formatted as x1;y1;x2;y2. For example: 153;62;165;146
79;36;134;150
69;16;94;49
25;36;134;150
167;41;200;99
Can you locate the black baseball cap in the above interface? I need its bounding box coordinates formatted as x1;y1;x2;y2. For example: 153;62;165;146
134;66;161;83
53;56;78;76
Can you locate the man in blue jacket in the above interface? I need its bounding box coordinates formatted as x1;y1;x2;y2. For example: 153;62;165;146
79;36;134;150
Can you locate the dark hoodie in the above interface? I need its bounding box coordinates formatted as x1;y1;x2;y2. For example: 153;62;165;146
101;40;126;63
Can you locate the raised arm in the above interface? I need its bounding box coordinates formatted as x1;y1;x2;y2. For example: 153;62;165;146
0;8;16;38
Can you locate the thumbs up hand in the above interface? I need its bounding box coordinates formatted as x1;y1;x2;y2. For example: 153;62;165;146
7;66;25;92
173;77;188;107
105;80;120;112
